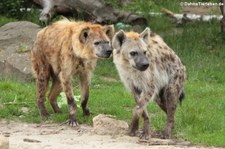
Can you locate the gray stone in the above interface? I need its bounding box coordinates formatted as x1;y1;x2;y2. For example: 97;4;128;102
0;21;41;81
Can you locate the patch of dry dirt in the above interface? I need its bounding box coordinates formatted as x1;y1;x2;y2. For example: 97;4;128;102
182;5;221;15
0;120;222;149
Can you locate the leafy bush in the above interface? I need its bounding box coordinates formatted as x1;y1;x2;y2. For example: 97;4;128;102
0;0;31;19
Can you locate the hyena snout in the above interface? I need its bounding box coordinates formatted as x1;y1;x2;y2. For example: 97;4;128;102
135;56;149;71
96;42;112;58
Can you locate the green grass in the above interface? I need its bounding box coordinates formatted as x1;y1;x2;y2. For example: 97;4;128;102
0;16;17;26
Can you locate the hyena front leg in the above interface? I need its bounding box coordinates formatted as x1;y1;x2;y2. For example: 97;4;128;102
60;72;78;126
129;106;141;137
80;72;91;116
130;102;150;139
48;75;62;113
129;86;150;139
162;85;179;139
133;91;155;140
36;69;50;118
129;86;141;136
140;107;150;140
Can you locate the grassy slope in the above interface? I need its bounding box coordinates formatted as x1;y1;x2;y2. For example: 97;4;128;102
0;1;225;147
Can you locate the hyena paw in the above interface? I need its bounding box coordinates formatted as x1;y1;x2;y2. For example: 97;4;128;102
139;131;150;140
128;128;138;137
40;112;50;118
83;108;90;116
68;118;79;127
161;130;170;139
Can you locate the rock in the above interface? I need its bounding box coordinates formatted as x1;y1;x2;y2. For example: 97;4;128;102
93;114;129;135
0;135;9;149
21;107;29;113
0;21;41;81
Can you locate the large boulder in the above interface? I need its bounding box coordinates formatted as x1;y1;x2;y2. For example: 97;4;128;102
0;21;41;81
93;114;129;135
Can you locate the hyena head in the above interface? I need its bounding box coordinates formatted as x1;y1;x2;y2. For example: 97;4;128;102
79;25;114;58
112;27;150;71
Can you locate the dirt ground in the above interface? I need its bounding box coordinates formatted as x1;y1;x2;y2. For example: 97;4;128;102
0;120;222;149
182;5;221;15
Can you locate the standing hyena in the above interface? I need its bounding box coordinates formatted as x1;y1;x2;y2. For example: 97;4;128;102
112;28;186;139
31;19;114;125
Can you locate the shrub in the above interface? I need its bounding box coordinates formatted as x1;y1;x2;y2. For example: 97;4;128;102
0;0;31;19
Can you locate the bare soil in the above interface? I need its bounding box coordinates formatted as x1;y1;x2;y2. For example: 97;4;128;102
182;5;221;15
0;120;222;149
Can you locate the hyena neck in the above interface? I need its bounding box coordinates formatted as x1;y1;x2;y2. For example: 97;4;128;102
74;53;98;64
115;63;152;93
73;56;97;73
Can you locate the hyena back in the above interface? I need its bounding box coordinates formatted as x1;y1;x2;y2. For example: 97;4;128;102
112;28;186;139
31;19;114;125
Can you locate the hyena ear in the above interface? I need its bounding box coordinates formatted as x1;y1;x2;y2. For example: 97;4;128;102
104;25;115;40
140;27;151;45
79;27;90;43
112;30;127;50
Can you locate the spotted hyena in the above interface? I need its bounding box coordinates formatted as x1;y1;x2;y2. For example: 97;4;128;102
112;27;186;139
31;19;114;125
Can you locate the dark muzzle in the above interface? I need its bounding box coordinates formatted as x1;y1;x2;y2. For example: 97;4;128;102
135;55;149;71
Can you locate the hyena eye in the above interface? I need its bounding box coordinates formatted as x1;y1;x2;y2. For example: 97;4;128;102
143;51;147;55
94;41;100;45
104;41;109;44
130;51;137;57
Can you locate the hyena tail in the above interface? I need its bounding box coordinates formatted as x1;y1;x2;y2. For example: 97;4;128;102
179;90;185;104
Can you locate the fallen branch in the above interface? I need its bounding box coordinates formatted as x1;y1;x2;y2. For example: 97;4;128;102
161;8;223;25
220;0;225;33
32;0;147;26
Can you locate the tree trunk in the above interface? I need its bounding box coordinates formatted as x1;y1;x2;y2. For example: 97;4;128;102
33;0;147;26
220;0;225;33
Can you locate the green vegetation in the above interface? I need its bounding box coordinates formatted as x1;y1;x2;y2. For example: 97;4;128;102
0;16;17;26
0;0;225;147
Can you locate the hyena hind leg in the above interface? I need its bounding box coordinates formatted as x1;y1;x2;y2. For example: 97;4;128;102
161;87;179;139
36;70;50;118
48;75;62;113
156;88;167;114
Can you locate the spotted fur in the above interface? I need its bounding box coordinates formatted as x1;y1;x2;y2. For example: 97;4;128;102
112;28;186;139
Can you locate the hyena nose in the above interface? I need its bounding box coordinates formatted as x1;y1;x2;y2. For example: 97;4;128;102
106;49;112;55
141;63;149;70
138;62;149;71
